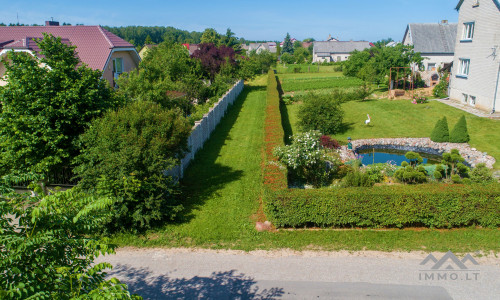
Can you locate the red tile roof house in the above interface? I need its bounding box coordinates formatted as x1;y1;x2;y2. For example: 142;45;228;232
0;21;141;87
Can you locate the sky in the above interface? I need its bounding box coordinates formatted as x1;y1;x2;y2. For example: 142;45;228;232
1;0;460;42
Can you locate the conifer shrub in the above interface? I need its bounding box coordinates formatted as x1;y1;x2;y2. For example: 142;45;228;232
430;116;449;142
470;163;495;183
449;115;470;143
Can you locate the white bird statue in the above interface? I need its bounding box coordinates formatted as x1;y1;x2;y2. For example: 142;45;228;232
365;114;371;125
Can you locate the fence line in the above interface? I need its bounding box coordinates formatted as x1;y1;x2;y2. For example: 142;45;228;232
166;80;244;180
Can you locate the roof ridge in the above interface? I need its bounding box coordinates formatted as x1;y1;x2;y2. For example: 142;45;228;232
97;25;114;48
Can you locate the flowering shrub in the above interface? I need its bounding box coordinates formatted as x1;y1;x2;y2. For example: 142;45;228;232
320;135;340;149
273;131;334;187
411;96;428;104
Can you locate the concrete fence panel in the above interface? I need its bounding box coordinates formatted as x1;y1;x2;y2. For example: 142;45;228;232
167;80;244;179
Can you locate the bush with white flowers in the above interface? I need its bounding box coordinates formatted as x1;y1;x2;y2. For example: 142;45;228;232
273;131;336;187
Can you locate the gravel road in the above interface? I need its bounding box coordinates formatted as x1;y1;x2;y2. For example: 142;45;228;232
96;248;500;300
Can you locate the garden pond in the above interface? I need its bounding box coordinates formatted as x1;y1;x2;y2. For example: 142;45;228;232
357;148;442;166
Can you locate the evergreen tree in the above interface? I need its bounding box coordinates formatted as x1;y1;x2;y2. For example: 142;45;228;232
282;33;293;54
430;116;450;142
449;115;470;143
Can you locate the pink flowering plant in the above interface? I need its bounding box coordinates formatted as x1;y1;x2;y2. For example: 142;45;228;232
411;96;428;104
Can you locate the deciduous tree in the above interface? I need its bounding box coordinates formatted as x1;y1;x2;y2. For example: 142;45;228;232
0;33;119;179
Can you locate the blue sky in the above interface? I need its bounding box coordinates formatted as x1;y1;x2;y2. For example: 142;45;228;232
1;0;460;42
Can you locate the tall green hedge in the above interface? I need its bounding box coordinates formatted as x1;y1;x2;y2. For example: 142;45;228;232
430;116;449;142
450;115;470;143
265;184;500;228
263;70;288;191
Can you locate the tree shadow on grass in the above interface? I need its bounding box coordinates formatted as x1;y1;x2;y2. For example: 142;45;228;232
175;85;266;224
109;264;285;300
337;122;355;134
280;102;293;145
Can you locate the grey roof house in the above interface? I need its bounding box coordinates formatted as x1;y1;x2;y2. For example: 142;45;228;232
248;42;277;54
402;21;457;86
449;0;500;113
312;41;372;63
402;21;458;71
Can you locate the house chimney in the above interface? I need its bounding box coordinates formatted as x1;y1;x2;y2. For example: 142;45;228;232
45;20;60;26
441;20;448;24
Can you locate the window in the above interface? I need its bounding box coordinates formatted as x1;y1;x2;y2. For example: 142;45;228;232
457;58;470;77
462;22;474;41
427;63;436;71
112;58;124;79
462;93;468;103
470;96;476;106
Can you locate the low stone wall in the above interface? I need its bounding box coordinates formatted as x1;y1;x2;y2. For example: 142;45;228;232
167;80;244;180
339;137;495;168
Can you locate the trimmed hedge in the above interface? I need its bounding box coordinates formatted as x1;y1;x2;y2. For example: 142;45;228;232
266;184;500;228
263;70;288;191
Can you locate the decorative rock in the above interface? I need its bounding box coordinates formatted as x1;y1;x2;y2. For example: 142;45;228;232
338;137;495;169
255;221;272;232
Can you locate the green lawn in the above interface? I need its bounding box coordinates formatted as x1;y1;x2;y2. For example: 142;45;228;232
285;99;500;169
276;63;340;74
112;75;500;253
280;76;363;92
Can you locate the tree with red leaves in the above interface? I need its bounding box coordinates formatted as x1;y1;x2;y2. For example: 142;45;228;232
191;43;236;81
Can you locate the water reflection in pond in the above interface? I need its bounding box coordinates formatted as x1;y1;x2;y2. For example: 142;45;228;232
357;148;441;166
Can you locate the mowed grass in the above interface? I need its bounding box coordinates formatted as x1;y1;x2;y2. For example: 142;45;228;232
112;76;500;253
285;99;500;169
280;75;363;92
276;63;340;74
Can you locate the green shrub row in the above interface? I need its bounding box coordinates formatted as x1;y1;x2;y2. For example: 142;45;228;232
265;184;500;228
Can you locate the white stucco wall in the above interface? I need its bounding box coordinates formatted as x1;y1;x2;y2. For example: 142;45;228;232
312;53;351;63
449;0;500;112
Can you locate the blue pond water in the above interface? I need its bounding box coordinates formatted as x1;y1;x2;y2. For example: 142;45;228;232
357;148;441;166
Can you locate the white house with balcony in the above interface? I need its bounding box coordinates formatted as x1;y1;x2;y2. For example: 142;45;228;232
449;0;500;112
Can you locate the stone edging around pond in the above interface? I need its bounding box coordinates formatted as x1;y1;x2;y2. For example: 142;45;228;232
338;137;496;169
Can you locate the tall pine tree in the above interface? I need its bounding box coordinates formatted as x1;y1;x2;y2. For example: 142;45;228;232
282;33;294;54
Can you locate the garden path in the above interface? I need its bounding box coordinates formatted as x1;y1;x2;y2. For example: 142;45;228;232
436;99;500;120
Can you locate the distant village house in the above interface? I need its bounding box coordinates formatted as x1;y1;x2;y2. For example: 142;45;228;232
312;40;373;63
